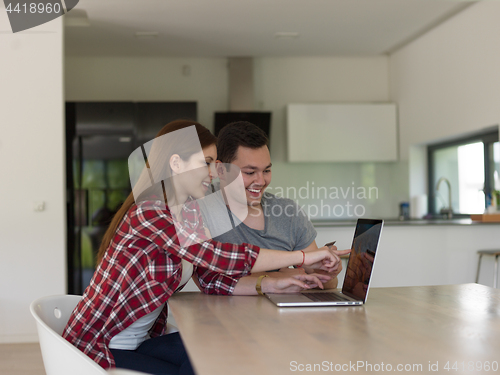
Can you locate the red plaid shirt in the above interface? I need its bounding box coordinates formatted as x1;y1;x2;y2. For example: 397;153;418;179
62;198;259;369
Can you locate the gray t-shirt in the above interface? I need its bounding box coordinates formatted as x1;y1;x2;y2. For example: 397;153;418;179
199;190;316;251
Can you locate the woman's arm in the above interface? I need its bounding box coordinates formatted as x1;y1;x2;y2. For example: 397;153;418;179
131;202;259;276
251;246;342;273
132;202;342;277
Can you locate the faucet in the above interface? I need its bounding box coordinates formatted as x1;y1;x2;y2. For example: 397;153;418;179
436;177;453;219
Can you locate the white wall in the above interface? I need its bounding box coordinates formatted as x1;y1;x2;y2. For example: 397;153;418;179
254;57;409;219
0;16;65;342
66;56;410;219
390;1;500;161
65;57;229;131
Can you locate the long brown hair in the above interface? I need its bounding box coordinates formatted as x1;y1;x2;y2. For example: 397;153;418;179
96;120;217;264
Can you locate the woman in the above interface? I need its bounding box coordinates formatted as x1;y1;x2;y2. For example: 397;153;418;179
63;120;339;375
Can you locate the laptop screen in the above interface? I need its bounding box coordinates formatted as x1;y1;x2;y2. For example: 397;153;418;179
341;219;383;302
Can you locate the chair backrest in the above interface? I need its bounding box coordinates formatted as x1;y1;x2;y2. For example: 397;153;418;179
30;294;106;375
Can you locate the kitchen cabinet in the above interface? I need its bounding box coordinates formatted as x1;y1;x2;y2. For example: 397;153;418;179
286;103;398;162
315;222;500;288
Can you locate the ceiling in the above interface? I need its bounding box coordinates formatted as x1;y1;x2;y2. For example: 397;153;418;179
64;0;477;57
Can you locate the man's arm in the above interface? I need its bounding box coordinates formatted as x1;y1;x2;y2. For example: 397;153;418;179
231;270;332;295
194;267;331;295
232;269;306;295
231;240;341;294
232;274;274;295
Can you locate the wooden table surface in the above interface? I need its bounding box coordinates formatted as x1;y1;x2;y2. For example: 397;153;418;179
169;284;500;374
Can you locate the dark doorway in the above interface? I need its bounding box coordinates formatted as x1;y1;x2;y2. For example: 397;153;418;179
66;102;197;294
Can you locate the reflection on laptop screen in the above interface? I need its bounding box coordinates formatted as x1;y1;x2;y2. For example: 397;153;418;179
341;220;383;302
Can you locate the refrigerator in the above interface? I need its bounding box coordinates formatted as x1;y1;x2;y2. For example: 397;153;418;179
66;102;197;294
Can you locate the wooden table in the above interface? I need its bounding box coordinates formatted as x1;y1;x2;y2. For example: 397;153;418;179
169;284;500;374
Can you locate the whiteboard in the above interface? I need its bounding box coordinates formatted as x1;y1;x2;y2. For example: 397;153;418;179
287;103;398;162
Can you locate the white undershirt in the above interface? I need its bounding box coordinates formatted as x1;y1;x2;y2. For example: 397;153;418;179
109;260;193;350
178;259;194;290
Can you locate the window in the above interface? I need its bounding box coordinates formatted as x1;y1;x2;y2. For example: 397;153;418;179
428;129;499;216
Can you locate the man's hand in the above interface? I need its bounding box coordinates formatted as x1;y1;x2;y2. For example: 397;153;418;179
262;273;332;294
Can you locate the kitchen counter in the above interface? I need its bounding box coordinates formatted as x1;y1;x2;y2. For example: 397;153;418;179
313;220;500;289
312;217;499;227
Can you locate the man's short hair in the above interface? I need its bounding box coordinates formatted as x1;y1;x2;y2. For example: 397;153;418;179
217;121;269;163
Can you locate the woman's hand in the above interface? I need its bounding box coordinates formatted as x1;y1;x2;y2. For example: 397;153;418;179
262;273;332;294
252;247;349;274
303;247;351;273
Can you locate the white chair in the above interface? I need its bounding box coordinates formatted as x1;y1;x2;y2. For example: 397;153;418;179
30;295;165;375
30;294;107;375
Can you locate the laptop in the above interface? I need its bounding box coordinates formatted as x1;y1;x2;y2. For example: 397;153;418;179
265;218;383;307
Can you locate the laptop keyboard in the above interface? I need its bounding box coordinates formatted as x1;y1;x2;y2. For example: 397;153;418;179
302;292;352;302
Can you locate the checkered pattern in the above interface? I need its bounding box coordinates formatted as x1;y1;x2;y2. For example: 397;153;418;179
62;198;259;369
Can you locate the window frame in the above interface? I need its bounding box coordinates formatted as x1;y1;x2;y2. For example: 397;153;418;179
427;129;498;217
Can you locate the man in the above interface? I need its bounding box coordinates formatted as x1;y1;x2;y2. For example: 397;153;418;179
200;121;347;295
